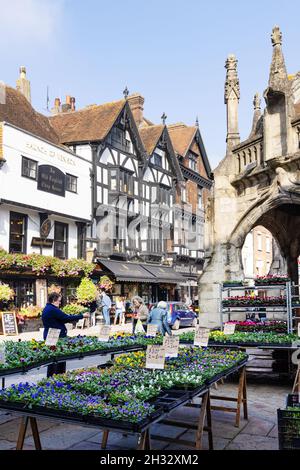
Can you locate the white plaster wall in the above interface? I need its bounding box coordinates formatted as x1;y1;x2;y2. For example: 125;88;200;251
1;124;92;221
75;145;92;161
0;205;78;258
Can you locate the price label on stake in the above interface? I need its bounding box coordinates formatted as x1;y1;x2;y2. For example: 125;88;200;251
45;328;60;346
194;327;210;347
147;324;158;337
99;325;111;342
146;345;166;369
163;335;179;357
223;323;236;335
0;347;6;364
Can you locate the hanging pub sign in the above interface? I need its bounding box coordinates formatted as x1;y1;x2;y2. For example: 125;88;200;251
1;312;18;336
37;165;65;197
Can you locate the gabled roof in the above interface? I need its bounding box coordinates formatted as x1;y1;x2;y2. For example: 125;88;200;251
168;123;212;178
49;99;126;144
0;86;59;144
168;123;197;157
139;125;165;155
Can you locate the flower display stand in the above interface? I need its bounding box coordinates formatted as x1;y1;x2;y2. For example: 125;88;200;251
16;416;41;450
210;365;248;428
292;364;300;394
150;389;213;450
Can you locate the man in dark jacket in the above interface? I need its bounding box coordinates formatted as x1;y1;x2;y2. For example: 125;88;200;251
42;292;89;377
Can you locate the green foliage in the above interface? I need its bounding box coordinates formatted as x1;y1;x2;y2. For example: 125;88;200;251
76;278;98;304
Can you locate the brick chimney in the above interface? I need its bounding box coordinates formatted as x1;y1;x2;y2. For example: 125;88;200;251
51;98;61;115
127;93;144;127
61;95;76;113
16;66;31;103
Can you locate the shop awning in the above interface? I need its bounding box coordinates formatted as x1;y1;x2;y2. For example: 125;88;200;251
97;259;186;284
97;259;156;283
141;264;186;284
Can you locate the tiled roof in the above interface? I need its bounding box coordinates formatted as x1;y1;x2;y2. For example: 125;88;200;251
0;86;59;144
139;125;164;155
168;124;197;157
49;99;126;144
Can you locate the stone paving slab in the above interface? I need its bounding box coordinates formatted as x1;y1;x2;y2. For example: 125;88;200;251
240;417;274;436
24;423;100;450
0;439;16;449
225;433;278;450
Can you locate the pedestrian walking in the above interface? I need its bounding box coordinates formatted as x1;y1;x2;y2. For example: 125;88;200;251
114;296;125;325
147;301;172;336
131;296;149;334
99;288;112;325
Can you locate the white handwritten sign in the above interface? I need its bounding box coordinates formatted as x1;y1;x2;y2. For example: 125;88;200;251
147;324;158;337
224;323;236;335
163;336;179;358
99;325;111;342
45;328;60;346
298;323;300;337
194;327;210;347
146;345;166;369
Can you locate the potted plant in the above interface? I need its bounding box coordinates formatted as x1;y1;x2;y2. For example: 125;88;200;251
76;277;98;308
0;282;15;311
16;305;43;332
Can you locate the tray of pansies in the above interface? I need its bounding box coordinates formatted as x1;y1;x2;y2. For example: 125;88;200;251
179;331;299;348
0;334;162;376
0;348;248;429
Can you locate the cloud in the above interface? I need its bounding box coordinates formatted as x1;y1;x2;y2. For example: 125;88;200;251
0;0;64;44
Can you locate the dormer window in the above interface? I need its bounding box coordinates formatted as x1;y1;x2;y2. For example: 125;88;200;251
188;152;197;171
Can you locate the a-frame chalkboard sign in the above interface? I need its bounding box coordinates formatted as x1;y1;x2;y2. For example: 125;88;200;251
1;312;18;336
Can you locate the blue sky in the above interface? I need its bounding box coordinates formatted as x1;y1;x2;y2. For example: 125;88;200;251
1;0;300;168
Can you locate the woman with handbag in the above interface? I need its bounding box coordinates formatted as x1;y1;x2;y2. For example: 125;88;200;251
131;296;149;334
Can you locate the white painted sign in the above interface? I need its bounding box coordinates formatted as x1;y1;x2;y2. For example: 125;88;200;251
147;324;158;337
224;323;236;335
45;328;60;346
194;327;210;347
99;325;111;342
163;336;179;358
146;345;166;369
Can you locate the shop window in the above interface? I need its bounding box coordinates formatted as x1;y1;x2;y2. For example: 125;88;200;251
7;280;35;308
66;174;77;193
54;222;68;259
22;156;37;180
9;211;27;253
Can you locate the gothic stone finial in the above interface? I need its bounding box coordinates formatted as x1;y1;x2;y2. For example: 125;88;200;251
253;92;261;110
271;25;282;47
123;86;129;99
224;54;240;103
161;112;167;125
